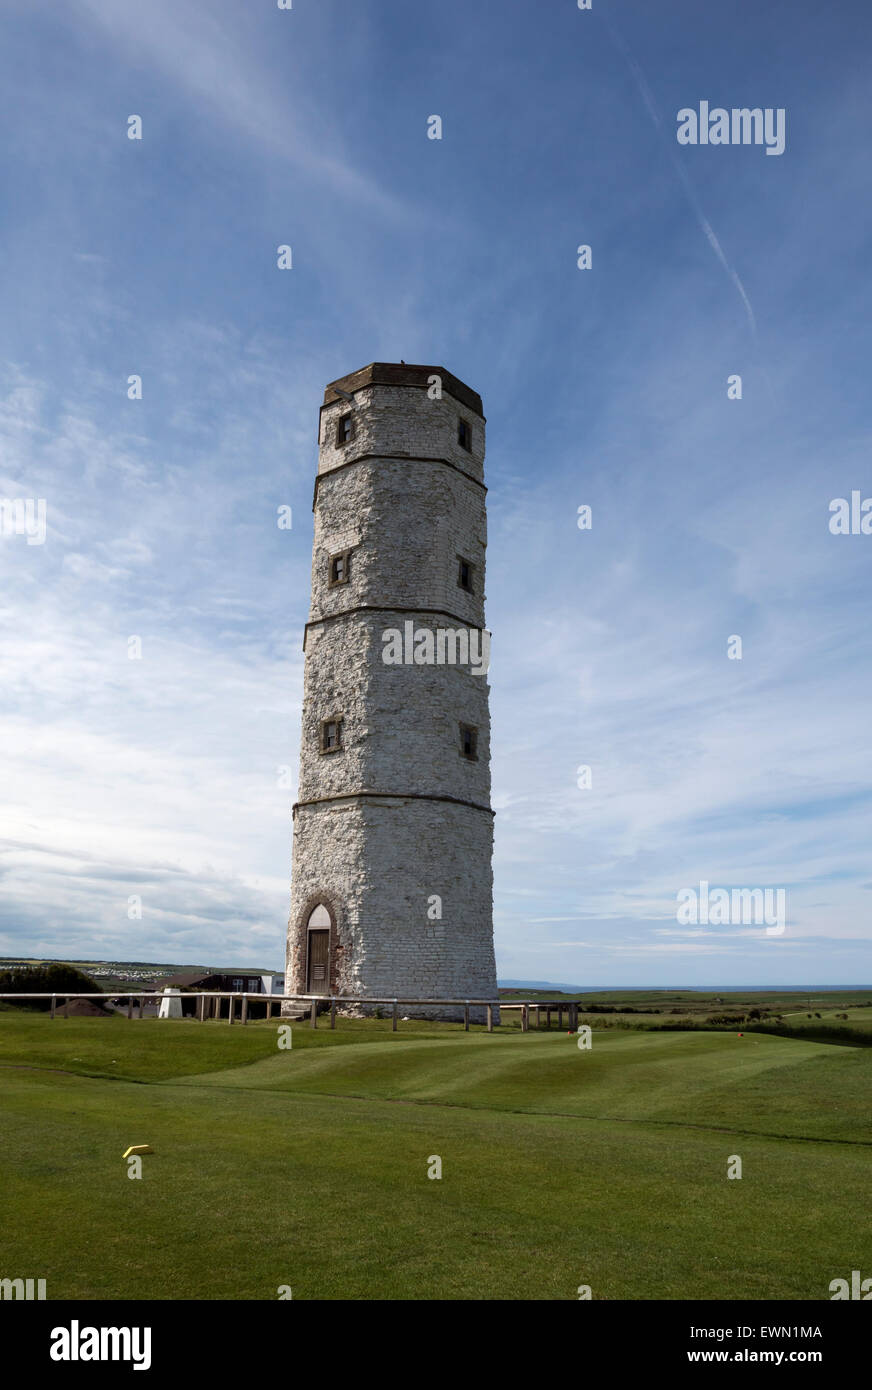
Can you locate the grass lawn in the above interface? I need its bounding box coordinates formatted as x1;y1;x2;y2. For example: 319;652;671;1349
0;1011;869;1300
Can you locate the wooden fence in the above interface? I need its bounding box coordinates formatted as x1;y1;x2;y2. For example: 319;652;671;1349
0;992;581;1033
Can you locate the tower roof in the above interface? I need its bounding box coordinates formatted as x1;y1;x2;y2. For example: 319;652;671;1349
323;362;483;418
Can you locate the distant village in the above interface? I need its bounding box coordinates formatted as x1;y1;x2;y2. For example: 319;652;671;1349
0;957;282;990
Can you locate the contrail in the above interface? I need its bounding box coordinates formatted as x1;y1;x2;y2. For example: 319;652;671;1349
600;13;758;339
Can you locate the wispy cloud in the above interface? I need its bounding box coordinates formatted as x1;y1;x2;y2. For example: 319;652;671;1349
598;8;758;338
70;0;415;223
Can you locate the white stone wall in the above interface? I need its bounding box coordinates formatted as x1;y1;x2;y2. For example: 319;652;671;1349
318;384;485;484
289;798;496;1022
310;458;486;626
286;372;499;1022
297;614;491;805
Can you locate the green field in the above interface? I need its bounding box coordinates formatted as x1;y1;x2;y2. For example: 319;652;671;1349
1;1008;869;1300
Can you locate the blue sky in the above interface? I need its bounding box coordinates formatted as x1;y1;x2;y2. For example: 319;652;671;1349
1;0;870;984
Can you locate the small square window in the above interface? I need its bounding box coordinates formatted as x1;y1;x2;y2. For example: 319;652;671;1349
457;556;474;592
457;417;472;451
328;549;352;587
459;723;478;760
336;413;355;446
320;717;344;754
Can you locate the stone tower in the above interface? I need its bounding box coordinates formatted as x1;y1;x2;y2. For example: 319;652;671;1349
285;362;499;1021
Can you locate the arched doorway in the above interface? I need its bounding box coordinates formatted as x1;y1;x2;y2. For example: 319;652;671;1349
306;904;331;995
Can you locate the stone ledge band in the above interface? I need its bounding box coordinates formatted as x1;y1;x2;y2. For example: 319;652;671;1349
313;452;486;509
303;605;489;649
292;790;495;818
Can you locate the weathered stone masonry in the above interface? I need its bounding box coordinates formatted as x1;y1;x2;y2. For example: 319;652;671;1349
285;363;499;1021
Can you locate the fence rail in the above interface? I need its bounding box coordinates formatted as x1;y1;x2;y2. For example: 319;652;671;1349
0;992;580;1033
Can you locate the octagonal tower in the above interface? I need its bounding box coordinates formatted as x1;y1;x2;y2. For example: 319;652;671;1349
285;362;498;1021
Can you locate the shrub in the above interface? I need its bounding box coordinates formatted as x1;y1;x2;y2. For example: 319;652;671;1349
0;962;101;1011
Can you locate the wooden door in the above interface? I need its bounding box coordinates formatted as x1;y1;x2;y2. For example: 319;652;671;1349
307;930;329;994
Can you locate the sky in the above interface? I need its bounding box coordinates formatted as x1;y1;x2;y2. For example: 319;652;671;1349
1;0;870;985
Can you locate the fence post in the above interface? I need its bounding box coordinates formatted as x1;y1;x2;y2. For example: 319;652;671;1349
50;994;56;1020
464;1002;470;1032
310;1000;317;1029
521;1005;528;1033
392;1000;398;1032
229;995;235;1025
487;1004;493;1033
558;1005;563;1030
536;1006;541;1029
138;996;144;1019
241;994;249;1026
127;995;133;1020
197;993;205;1022
330;997;336;1029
